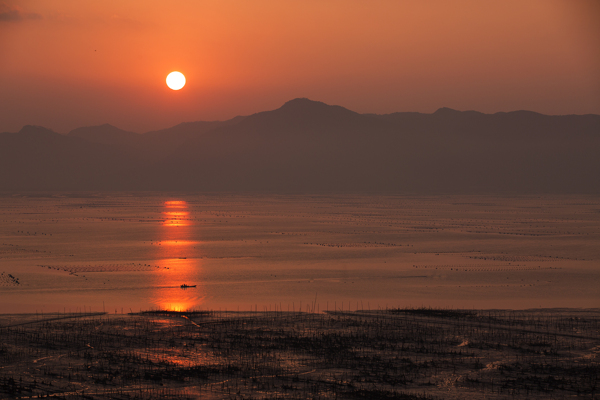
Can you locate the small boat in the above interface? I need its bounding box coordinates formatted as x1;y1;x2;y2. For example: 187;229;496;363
180;284;196;289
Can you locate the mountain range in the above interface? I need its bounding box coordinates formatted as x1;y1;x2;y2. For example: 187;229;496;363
1;98;599;193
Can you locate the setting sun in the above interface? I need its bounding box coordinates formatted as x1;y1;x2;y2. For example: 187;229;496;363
166;71;186;90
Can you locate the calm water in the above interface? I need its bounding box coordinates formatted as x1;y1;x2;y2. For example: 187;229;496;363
1;193;599;313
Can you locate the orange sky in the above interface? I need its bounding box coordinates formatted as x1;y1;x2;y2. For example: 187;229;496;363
1;0;598;133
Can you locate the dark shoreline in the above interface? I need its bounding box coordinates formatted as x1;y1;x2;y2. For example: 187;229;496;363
1;308;599;399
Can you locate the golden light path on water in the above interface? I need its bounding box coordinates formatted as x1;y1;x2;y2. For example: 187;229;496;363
151;200;205;311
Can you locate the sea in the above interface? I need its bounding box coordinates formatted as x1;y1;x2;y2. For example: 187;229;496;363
1;193;598;314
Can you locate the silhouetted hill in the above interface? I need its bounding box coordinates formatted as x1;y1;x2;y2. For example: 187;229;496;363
147;100;600;193
140;117;245;159
144;117;245;141
0;126;139;190
1;100;599;193
65;119;246;161
68;124;141;149
146;99;394;191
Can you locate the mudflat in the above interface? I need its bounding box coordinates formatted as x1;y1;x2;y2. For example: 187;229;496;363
1;308;599;399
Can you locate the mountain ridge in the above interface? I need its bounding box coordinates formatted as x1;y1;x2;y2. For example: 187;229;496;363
6;99;599;137
1;98;599;193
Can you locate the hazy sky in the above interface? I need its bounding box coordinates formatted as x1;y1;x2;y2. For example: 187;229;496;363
1;0;598;133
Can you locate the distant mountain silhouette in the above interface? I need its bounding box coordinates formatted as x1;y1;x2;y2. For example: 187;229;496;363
66;118;246;161
68;124;141;149
1;99;599;193
0;126;138;190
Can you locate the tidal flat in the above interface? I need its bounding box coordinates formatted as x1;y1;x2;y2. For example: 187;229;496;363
0;308;599;399
1;194;599;398
1;193;599;313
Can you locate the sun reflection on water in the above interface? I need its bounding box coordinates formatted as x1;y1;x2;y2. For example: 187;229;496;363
151;200;204;311
162;210;190;227
164;200;187;207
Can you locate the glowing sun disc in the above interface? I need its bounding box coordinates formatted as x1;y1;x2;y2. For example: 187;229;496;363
166;71;186;90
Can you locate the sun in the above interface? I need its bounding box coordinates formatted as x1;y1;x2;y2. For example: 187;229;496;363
166;71;186;90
